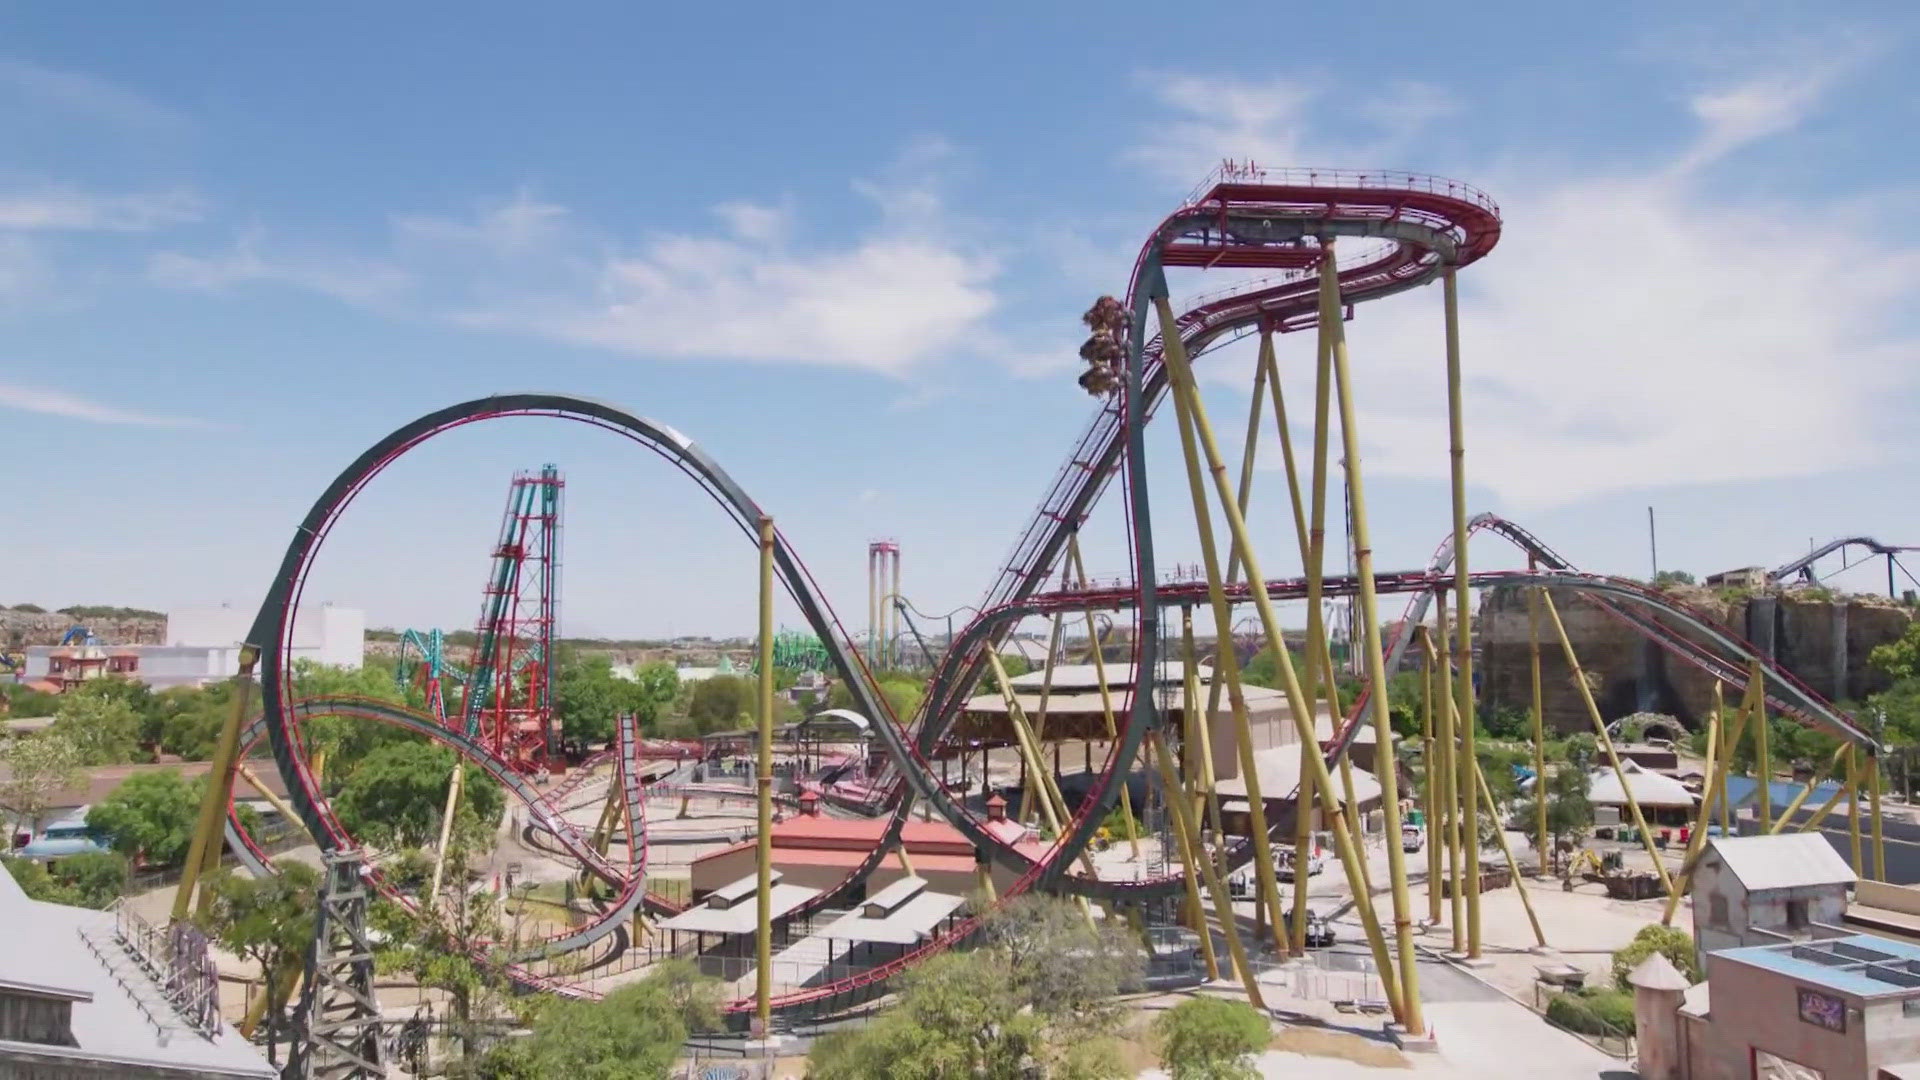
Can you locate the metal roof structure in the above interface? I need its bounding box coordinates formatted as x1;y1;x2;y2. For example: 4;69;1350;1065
1217;748;1381;806
1717;935;1920;999
660;874;823;936
1587;760;1696;808
816;878;965;946
0;864;275;1078
1705;833;1856;893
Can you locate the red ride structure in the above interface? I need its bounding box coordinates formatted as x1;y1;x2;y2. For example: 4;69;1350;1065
459;464;564;772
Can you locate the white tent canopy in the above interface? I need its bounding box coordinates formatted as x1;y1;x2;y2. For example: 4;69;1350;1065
1586;760;1696;809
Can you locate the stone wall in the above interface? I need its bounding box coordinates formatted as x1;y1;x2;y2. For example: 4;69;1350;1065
1479;585;1914;735
0;609;164;647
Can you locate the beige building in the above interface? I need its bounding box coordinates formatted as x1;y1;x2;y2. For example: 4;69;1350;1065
1693;834;1856;963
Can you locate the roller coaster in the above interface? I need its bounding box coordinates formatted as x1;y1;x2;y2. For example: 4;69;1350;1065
174;165;1893;1071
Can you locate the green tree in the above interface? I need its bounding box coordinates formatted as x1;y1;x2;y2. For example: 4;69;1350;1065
1156;996;1271;1080
1611;923;1699;990
809;896;1141;1079
1652;570;1696;588
1521;763;1593;868
50;691;143;765
334;741;504;850
88;769;201;868
687;674;753;732
555;653;624;746
493;979;688;1079
373;845;510;1063
1;854;83;904
0;731;82;841
47;850;129;907
1872;622;1920;682
202;860;321;1065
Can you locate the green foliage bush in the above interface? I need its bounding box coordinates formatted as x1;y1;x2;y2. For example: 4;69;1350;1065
1157;996;1271;1080
1612;923;1698;990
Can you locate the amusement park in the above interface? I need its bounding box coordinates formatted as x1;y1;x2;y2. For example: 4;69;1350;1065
3;9;1919;1080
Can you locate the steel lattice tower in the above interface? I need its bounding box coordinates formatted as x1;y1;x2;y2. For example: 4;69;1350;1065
291;850;383;1079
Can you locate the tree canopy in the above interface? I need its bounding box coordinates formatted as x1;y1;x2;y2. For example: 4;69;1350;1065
1156;996;1271;1080
88;768;201;868
202;860;321;1065
333;741;504;850
0;731;81;836
554;653;678;746
808;896;1143;1079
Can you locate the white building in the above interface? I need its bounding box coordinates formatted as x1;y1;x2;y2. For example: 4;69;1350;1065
23;604;364;690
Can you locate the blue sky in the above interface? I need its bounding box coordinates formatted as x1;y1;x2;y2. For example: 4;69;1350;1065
2;3;1917;641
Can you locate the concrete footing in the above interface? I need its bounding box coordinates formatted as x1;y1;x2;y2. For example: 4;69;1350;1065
1386;1022;1441;1053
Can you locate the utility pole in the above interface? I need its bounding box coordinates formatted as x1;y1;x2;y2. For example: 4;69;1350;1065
1647;507;1658;579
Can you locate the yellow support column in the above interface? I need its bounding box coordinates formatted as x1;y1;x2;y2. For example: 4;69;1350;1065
1436;591;1464;953
1871;749;1886;882
1663;687;1725;926
1541;594;1672;897
1148;737;1220;983
175;646;258;923
1462;709;1546;948
1156;290;1408;1023
1067;536;1141;861
1753;661;1772;831
1332;276;1429;1040
1528;580;1548;874
754;516;776;1033
427;761;467;907
1442;267;1481;958
1158;309;1286;957
1420;630;1441;926
1181;608;1229;882
1149;732;1257;1004
1848;747;1865;874
1769;745;1850;835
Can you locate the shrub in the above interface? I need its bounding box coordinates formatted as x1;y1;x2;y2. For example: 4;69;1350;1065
1585;988;1636;1035
1612;923;1698;989
1156;996;1271;1080
1545;991;1596;1033
1547;989;1636;1036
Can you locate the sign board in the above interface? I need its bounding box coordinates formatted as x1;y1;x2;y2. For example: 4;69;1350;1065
1796;987;1847;1033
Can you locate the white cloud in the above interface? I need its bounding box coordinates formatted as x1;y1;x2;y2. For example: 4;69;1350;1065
1139;61;1920;508
148;235;413;306
0;381;202;427
1152;61;1904;507
0;59;184;133
0;186;202;231
394;151;1000;377
1127;74;1319;182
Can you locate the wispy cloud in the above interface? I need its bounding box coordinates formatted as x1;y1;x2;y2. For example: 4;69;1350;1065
0;381;203;428
0;186;202;232
175;147;1003;379
148;235;413;306
0;59;185;133
1138;53;1918;508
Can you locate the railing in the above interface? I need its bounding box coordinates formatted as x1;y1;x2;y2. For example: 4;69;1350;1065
77;900;222;1044
1183;163;1502;215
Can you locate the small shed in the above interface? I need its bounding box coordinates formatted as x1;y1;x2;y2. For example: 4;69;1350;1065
1586;760;1697;826
1690;833;1855;965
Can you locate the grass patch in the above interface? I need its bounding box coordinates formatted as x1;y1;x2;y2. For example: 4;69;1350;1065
1268;1027;1411;1069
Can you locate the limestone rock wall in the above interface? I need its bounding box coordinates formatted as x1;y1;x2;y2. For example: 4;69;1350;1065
1478;585;1914;735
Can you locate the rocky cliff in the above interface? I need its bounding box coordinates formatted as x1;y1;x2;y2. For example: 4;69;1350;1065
0;609;165;647
1479;585;1913;734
